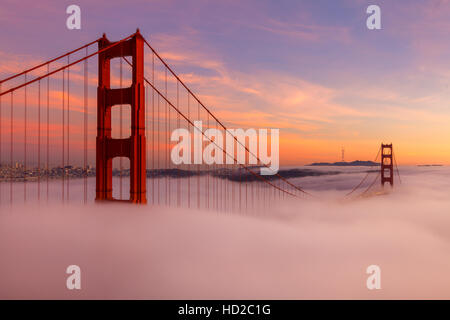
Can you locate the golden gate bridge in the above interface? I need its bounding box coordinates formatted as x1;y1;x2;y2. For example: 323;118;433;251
0;30;400;209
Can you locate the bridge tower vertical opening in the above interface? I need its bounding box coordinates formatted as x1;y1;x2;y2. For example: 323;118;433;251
96;30;147;203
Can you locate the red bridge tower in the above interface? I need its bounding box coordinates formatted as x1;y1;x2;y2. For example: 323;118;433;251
96;30;147;203
381;143;393;187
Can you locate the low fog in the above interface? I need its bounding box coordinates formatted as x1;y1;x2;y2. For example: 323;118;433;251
1;166;450;299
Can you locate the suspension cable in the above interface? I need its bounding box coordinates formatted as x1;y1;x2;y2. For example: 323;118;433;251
131;62;300;198
393;150;402;184
0;34;134;97
141;37;311;196
123;56;305;199
0;39;98;84
345;146;381;197
360;173;380;197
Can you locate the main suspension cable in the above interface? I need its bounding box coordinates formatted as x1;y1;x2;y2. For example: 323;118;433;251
0;34;134;97
141;37;311;197
345;146;381;197
0;39;98;85
124;55;302;199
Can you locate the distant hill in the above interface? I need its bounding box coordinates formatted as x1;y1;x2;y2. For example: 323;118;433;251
417;164;443;167
308;160;379;167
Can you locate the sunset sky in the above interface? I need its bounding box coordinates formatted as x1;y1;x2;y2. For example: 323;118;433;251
1;0;450;165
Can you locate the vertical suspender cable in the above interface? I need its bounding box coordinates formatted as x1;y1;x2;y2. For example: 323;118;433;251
67;56;70;202
47;64;50;203
223;129;226;212
165;68;168;206
232;159;235;212
24;73;27;203
62;69;65;203
206;113;209;210
10;93;13;206
38;80;41;201
197;101;200;210
0;83;2;205
84;48;88;204
187;92;190;208
278;173;281;201
168;69;171;206
152;53;155;204
177;81;180;207
245;152;248;211
213;121;216;211
157;94;160;205
393;150;402;184
251;163;254;212
239;152;242;212
215;121;218;211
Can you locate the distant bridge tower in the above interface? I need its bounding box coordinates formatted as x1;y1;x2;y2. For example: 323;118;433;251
96;30;147;203
341;146;345;162
381;143;393;187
